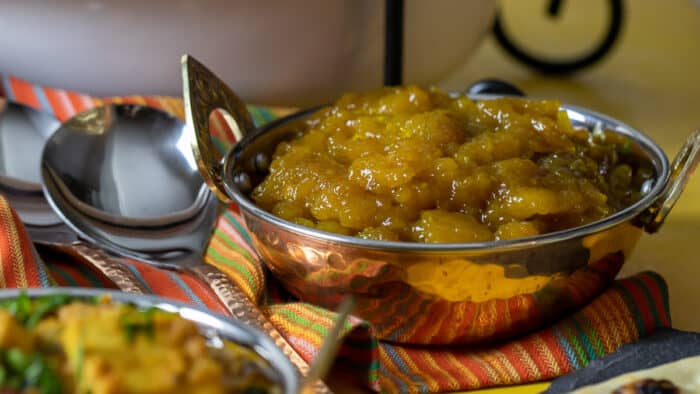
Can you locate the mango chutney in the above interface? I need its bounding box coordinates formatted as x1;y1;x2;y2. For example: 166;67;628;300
252;86;654;243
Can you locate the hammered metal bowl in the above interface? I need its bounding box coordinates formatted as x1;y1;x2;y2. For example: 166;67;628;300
183;56;699;345
0;287;299;393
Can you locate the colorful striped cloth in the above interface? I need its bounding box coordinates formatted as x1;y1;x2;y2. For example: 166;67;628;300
0;74;673;393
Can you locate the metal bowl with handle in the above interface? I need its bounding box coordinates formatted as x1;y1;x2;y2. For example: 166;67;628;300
0;287;299;393
182;55;700;346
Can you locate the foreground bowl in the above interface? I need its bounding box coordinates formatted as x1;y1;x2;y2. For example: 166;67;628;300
0;287;299;393
183;56;700;345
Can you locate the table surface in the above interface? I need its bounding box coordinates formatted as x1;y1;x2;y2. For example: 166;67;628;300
437;0;700;392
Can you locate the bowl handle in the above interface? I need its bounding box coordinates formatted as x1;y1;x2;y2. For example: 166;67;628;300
640;130;700;233
181;54;255;203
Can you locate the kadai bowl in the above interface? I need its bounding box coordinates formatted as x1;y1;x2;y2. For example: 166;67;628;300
183;56;699;345
0;288;297;393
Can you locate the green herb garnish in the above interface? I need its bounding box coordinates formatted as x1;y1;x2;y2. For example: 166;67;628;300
0;348;62;394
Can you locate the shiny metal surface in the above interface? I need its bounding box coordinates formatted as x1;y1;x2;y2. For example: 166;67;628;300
186;57;698;345
41;101;326;392
0;287;298;394
0;100;62;226
41;104;218;268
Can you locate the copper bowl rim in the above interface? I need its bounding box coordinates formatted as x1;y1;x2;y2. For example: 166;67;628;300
223;95;670;253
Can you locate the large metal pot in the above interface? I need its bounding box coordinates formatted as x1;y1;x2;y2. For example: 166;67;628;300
183;56;700;345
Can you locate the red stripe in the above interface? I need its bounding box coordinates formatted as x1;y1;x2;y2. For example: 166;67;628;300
9;76;41;109
618;280;656;333
636;274;671;327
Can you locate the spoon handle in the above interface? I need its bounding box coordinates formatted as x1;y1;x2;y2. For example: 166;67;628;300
38;242;148;294
190;263;333;393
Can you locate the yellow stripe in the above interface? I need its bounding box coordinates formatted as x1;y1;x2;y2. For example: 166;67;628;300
423;352;460;390
127;96;147;105
157;97;182;119
0;200;7;288
585;295;618;353
471;352;508;384
490;350;522;384
165;97;185;119
511;342;541;379
0;199;27;287
607;290;638;343
395;347;439;392
378;347;417;391
205;260;256;301
444;352;481;388
531;335;561;376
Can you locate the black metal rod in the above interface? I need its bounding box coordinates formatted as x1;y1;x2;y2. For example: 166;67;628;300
384;0;404;86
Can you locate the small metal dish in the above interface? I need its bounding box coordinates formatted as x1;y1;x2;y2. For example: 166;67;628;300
183;56;699;345
0;287;298;393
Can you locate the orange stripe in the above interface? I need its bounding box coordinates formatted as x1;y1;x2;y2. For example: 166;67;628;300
443;352;483;388
43;88;75;121
175;272;228;315
508;342;541;381
398;349;440;392
606;289;637;343
540;332;567;376
488;350;522;384
525;335;560;377
9;208;43;287
143;96;164;111
9;76;40;109
395;347;438;391
470;352;508;385
423;352;460;391
378;347;419;390
0;198;27;288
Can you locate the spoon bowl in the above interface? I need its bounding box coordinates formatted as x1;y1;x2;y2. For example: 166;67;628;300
41;104;218;268
0;100;62;226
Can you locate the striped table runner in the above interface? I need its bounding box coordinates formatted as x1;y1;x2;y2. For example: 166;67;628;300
0;74;672;393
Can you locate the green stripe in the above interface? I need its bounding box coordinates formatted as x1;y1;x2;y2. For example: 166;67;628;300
210;135;229;156
73;264;105;287
49;266;78;287
630;277;662;328
258;107;280;123
276;308;329;337
647;272;671;325
207;247;257;292
247;105;268;127
570;315;603;360
212;227;256;261
223;211;254;246
613;283;645;337
560;321;587;365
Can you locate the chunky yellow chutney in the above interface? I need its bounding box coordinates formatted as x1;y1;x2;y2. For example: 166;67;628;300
0;295;280;394
252;86;654;243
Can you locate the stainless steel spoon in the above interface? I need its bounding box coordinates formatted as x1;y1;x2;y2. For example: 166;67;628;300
40;104;330;392
0;100;147;293
0;100;62;226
